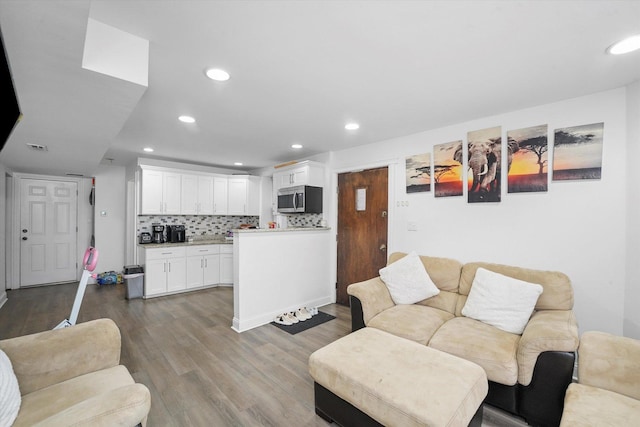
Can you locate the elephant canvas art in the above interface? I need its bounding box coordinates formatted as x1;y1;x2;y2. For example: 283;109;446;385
464;126;502;203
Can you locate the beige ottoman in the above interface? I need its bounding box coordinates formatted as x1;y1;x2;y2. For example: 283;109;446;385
309;327;488;427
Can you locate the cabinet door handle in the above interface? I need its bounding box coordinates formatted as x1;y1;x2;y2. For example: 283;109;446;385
163;262;166;273
205;259;208;268
201;259;203;268
168;262;171;272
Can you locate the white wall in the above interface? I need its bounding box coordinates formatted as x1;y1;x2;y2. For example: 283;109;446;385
330;87;629;336
94;164;126;274
624;81;640;339
0;162;6;306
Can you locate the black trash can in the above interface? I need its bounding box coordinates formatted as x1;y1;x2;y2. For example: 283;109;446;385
123;265;144;300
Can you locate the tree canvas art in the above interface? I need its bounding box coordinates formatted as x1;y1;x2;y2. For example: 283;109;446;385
466;126;502;203
406;153;431;193
434;140;463;197
507;124;548;193
552;122;604;181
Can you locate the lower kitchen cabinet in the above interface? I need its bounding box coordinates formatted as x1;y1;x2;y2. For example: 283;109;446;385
139;243;232;298
186;246;220;288
142;247;187;297
220;245;233;285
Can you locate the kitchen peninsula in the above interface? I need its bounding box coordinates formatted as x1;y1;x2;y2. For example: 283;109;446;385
232;226;333;332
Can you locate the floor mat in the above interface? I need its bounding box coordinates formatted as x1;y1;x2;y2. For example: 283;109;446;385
270;311;336;335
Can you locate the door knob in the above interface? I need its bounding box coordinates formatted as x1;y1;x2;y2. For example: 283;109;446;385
379;244;386;252
22;229;28;233
22;237;28;241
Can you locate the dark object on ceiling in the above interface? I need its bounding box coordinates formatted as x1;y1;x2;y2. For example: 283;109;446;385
0;25;21;153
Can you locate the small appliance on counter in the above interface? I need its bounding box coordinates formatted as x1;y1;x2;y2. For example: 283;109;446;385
166;225;186;243
152;224;165;244
139;232;152;244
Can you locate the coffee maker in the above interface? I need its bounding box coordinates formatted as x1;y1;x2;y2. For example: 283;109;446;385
166;225;186;243
152;224;164;244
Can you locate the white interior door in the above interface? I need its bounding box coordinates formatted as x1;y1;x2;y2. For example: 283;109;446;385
20;178;78;286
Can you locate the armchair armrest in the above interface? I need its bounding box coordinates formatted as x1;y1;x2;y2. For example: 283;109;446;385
577;331;640;400
0;318;121;395
347;277;395;326
517;310;579;386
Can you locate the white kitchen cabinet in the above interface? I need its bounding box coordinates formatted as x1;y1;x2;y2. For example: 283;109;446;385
186;245;220;288
220;245;233;285
228;176;260;216
272;161;324;193
141;247;187;297
140;169;181;215
213;176;228;215
182;174;214;215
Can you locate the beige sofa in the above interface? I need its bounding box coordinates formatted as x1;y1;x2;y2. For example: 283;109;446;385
347;252;579;427
0;318;150;426
560;331;640;426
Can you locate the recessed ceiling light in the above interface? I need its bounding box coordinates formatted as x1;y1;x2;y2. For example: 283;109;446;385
608;34;640;55
205;68;230;81
291;144;303;149
178;115;196;123
345;123;360;130
234;162;243;166
143;147;154;152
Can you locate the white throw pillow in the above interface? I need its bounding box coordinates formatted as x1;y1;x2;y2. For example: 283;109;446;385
379;252;440;305
462;267;543;334
0;349;21;427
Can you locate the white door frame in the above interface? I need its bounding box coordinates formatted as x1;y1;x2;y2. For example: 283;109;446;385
10;173;90;289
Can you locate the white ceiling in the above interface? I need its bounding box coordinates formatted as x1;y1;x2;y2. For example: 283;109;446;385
1;0;639;177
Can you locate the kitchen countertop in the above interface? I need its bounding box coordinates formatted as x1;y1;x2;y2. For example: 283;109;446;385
233;226;331;233
138;238;232;248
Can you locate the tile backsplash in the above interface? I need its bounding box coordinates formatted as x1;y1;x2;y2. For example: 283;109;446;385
138;213;324;237
138;215;259;237
284;213;323;227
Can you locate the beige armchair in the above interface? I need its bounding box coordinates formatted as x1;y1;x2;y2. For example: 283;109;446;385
0;318;150;427
560;331;640;426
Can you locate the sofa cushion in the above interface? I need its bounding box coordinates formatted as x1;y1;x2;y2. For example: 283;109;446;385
429;316;520;386
388;252;462;292
368;305;454;345
379;252;440;305
560;383;640;426
461;268;543;334
458;262;573;313
0;349;20;427
13;365;135;426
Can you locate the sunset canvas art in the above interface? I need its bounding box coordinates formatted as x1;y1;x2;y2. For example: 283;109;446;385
552;122;604;181
508;124;548;193
406;152;431;193
434;140;463;197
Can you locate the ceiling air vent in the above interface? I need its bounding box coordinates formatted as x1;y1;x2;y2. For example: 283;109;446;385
26;143;48;152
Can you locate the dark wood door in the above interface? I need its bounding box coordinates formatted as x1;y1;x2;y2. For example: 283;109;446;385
336;167;388;305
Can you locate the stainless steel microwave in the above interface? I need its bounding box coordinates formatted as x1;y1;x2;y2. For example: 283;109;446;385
277;185;323;213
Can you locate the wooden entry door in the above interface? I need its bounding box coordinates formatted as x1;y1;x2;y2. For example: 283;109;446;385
336;167;388;305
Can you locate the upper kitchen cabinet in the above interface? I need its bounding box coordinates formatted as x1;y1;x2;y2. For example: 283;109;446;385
228;176;261;216
140;169;181;215
272;161;324;193
213;176;228;215
182;174;214;215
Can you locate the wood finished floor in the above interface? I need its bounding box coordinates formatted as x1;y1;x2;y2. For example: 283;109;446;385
0;282;527;426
